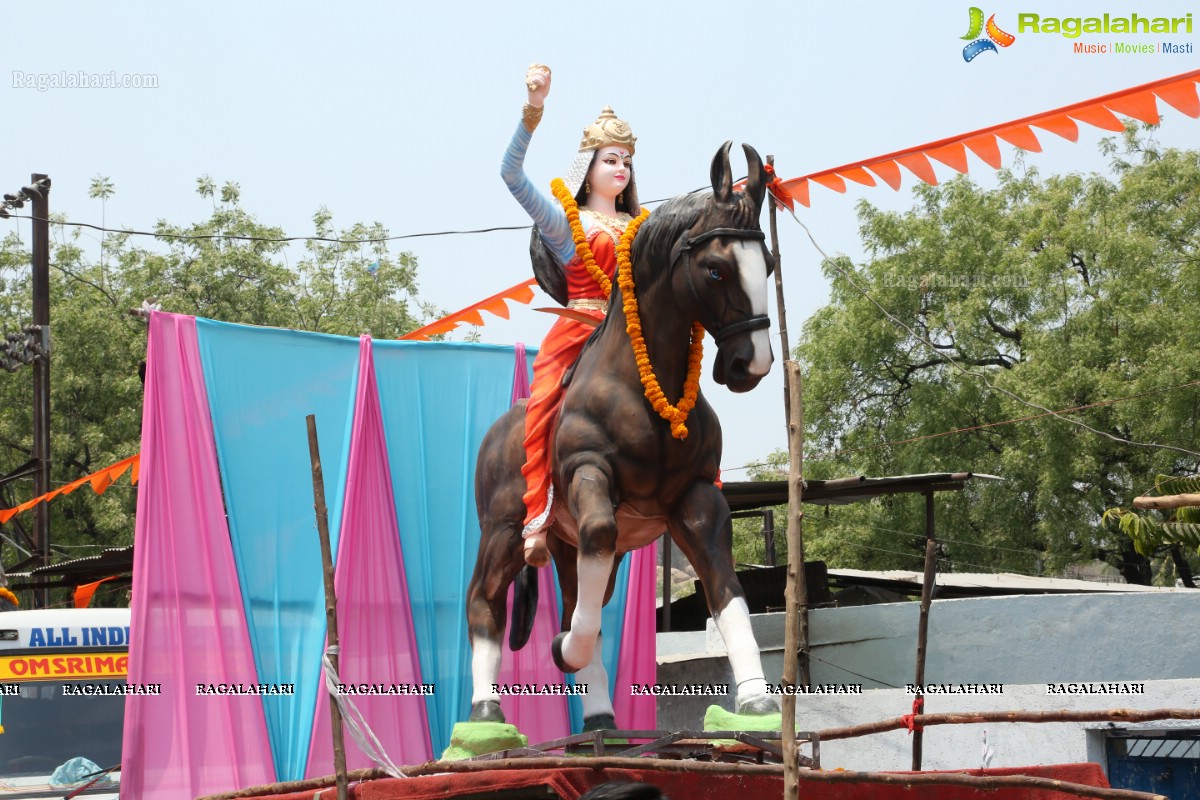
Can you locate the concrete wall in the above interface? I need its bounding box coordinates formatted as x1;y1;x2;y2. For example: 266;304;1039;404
655;591;1200;769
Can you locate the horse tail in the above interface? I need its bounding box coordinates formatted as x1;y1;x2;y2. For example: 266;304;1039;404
508;563;539;651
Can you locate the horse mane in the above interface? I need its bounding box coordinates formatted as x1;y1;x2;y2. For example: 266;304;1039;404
629;188;762;292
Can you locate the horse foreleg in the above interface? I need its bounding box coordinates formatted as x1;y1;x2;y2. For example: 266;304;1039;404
466;524;525;721
552;463;617;673
668;482;779;715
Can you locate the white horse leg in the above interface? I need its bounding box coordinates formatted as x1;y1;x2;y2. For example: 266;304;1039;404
577;633;615;726
713;596;774;711
557;552;614;669
470;635;503;708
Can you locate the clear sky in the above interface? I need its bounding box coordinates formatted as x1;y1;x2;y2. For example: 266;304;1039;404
4;1;1198;476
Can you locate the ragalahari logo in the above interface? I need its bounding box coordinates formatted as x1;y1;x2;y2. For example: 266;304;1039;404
962;8;1016;61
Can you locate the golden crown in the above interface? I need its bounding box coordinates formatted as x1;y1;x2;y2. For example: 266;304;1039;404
579;106;636;155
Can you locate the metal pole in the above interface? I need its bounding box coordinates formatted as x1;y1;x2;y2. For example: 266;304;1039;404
307;415;349;800
661;532;672;632
912;490;937;771
763;508;776;567
30;174;51;608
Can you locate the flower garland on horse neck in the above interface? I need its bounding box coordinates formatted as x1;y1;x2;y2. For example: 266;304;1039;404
616;211;704;440
550;178;704;440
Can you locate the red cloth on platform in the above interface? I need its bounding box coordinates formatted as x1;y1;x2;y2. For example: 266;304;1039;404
521;228;616;530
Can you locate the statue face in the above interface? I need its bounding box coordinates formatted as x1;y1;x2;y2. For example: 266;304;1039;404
586;146;633;202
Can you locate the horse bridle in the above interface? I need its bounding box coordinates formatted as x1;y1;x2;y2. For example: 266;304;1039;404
669;226;772;346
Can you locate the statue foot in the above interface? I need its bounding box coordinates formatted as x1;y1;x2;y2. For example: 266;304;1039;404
524;533;550;568
469;699;506;723
738;694;782;716
551;632;581;674
582;713;616;732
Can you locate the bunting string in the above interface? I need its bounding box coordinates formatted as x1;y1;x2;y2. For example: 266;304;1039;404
0;454;139;524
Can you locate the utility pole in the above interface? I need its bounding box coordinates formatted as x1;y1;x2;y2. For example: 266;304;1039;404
31;174;51;608
1;175;53;607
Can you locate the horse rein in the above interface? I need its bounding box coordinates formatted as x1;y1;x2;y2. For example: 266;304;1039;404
669;226;772;346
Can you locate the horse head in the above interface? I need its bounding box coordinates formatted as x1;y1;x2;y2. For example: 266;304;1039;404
666;142;775;392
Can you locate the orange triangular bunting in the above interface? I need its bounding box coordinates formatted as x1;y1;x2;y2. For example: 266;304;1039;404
1069;104;1125;132
1032;114;1079;142
1105;91;1161;125
510;285;536;304
90;471;114;494
131;456;140;485
963;135;1003;169
836;167;876;187
107;462;130;485
792;179;811;207
926;143;969;173
0;509;16;524
995;125;1041;152
58;475;90;496
865;160;903;191
896;153;938;186
810;172;847;193
459;310;485;326
481;298;511;319
1156;79;1200;118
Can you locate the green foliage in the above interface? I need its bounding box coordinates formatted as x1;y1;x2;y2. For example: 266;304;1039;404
0;177;426;574
791;127;1200;585
1103;473;1200;558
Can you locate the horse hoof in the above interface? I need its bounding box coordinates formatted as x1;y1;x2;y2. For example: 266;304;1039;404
582;713;616;733
738;694;782;716
469;699;506;723
551;632;580;674
524;534;550;568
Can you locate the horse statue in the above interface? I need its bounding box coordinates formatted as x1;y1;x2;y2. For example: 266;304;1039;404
467;142;780;731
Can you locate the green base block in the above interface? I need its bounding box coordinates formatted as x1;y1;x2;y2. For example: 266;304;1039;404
703;704;786;746
440;721;529;761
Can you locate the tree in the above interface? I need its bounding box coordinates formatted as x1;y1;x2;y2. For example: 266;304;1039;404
0;177;428;585
786;128;1200;585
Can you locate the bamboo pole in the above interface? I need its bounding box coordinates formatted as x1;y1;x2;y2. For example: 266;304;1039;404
196;757;1166;800
307;414;349;800
781;360;806;800
911;490;936;770
1132;492;1200;510
814;707;1200;742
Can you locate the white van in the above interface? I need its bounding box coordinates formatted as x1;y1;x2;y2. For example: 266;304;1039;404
0;607;129;798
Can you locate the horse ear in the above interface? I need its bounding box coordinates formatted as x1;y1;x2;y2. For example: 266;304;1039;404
711;141;734;203
742;143;766;211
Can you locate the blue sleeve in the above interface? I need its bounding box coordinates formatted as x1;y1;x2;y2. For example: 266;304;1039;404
500;122;577;264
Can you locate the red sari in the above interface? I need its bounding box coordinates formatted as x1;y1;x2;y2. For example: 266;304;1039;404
522;226;621;532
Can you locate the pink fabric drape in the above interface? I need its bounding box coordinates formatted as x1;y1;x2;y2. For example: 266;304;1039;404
496;340;572;743
306;337;433;774
612;541;658;729
123;312;275;799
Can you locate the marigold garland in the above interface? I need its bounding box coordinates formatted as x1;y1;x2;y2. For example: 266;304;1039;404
616;208;705;440
0;587;18;608
550;178;611;298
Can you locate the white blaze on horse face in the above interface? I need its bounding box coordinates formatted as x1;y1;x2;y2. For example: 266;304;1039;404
578;634;615;720
471;636;502;705
713;596;769;707
733;241;773;377
562;553;615;669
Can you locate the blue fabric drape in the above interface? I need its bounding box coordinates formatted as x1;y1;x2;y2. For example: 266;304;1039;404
196;320;360;782
371;340;525;751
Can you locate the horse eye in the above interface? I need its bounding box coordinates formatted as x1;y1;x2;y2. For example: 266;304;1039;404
706;267;723;282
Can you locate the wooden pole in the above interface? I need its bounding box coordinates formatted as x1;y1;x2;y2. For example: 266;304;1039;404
307;414;349;800
815;707;1200;742
767;156;792;422
911;490;937;771
197;757;1167;800
781;360;806;800
1132;492;1200;510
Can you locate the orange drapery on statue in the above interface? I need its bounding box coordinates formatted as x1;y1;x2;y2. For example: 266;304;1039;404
521;228;617;531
